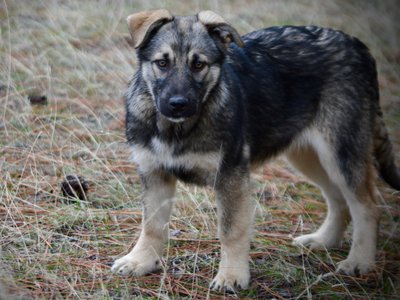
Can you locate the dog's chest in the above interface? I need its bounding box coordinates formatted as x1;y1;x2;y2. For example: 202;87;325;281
131;137;222;184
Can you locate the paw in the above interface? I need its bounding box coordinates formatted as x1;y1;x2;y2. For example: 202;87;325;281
111;251;161;276
336;258;374;276
210;268;250;292
293;233;340;249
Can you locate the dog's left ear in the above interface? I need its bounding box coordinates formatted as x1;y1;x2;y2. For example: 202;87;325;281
127;9;173;49
198;10;244;49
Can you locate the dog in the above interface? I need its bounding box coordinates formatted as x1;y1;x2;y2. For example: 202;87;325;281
111;9;400;292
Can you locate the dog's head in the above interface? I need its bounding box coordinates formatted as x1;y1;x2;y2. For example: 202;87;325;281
126;10;243;122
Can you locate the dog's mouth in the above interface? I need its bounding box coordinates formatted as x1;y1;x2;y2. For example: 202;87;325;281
166;116;187;123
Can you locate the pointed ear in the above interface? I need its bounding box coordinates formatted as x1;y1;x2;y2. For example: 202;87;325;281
127;9;173;49
198;10;244;48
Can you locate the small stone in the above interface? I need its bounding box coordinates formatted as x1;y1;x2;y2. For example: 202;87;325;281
28;94;48;105
60;175;89;201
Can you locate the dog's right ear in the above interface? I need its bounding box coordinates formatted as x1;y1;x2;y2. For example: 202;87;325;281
127;9;173;49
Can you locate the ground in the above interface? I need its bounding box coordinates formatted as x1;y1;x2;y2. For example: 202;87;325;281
0;0;399;299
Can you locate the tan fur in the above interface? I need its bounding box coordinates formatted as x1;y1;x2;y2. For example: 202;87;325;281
198;10;244;47
111;172;176;276
127;9;173;48
287;131;380;274
211;171;254;291
287;144;350;249
198;10;227;26
337;178;379;275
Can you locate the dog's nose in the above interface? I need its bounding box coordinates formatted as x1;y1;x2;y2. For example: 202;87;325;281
168;96;189;111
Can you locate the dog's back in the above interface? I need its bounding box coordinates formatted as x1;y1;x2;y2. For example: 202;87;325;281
225;26;378;166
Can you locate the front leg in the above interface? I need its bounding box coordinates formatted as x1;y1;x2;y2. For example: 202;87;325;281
210;169;255;292
112;170;176;276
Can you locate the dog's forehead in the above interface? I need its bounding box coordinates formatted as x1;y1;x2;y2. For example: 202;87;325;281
148;15;218;59
174;15;199;32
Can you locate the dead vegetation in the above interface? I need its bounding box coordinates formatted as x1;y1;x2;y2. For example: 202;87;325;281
0;0;399;299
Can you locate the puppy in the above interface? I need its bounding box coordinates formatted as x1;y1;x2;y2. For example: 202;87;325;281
112;10;400;292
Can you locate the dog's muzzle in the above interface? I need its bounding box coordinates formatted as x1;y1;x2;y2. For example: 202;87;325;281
159;95;197;121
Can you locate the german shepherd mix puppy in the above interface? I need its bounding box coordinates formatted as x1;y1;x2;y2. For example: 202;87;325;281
111;9;400;292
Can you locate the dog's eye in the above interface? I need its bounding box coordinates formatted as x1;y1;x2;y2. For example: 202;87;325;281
192;61;205;71
156;60;169;69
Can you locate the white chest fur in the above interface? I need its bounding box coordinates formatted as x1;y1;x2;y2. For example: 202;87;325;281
131;137;222;174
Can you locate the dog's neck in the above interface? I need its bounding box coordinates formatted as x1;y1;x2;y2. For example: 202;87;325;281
155;112;200;142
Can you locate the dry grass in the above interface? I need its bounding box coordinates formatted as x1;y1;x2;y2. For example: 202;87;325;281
0;0;399;299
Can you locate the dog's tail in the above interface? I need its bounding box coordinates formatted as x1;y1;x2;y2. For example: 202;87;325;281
373;109;400;190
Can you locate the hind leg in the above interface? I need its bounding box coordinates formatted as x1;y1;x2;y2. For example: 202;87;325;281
335;164;379;275
298;131;379;275
287;145;350;249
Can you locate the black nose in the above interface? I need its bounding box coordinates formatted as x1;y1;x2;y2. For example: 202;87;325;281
168;96;189;111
